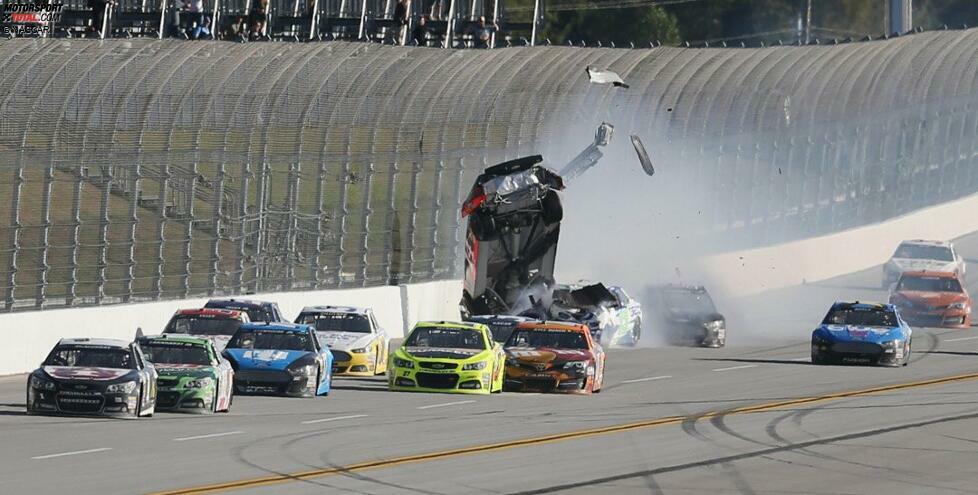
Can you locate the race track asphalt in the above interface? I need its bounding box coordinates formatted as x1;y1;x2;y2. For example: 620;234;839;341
2;232;978;495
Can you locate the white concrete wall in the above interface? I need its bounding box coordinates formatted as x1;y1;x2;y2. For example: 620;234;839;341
696;192;978;297
0;280;461;376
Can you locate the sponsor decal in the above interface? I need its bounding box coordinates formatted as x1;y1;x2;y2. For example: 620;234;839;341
43;366;130;381
243;350;289;361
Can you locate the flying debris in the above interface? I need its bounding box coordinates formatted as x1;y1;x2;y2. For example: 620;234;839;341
585;67;629;88
630;135;654;176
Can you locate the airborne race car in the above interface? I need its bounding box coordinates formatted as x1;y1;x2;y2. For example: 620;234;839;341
459;124;651;346
27;338;158;418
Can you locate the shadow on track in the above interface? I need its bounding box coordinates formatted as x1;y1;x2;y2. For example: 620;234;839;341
921;350;978;357
694;358;811;366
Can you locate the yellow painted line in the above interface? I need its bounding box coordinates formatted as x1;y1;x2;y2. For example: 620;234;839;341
149;371;978;495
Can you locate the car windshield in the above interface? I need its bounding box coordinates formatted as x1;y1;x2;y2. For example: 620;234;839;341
164;315;242;336
228;330;313;351
506;329;588;349
661;289;716;313
141;342;212;366
823;308;897;327
297;313;370;333
403;327;486;350
897;276;963;292
205;301;273;323
894;244;954;261
43;346;135;369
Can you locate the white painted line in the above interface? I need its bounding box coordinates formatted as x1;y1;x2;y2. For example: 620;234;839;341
32;447;112;460
417;400;476;410
302;414;368;425
621;375;672;384
712;364;758;372
173;431;244;442
944;336;978;342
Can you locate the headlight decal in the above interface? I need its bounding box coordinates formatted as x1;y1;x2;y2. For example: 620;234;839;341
106;381;138;394
392;357;414;369
462;361;487;371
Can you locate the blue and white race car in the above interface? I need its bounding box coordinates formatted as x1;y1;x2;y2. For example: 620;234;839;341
811;302;912;367
222;323;333;397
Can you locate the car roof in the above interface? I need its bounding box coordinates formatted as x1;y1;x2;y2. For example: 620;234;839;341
414;320;487;332
176;308;243;318
831;301;895;311
57;338;130;348
239;322;311;332
206;298;273;309
899;270;958;279
899;239;951;247
138;334;212;346
515;320;590;333
299;305;369;315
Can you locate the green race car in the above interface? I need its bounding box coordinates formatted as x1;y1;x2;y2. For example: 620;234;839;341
136;335;234;413
388;321;504;394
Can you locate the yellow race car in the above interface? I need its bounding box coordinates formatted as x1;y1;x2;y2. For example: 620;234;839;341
295;306;390;376
388;321;504;394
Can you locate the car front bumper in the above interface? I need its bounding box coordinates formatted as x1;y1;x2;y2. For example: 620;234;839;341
503;366;590;393
27;387;142;417
387;366;493;395
812;341;906;366
331;349;377;376
233;370;318;397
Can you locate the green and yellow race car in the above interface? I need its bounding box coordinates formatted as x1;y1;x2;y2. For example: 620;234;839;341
388;321;504;394
137;334;234;413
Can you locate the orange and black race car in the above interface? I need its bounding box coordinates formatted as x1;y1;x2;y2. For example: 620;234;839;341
502;321;605;394
889;271;972;328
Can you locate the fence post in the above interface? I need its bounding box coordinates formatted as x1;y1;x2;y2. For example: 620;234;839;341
66;168;84;306
34;165;55;309
312;162;327;287
124;164;141;302
210;164;225;296
358;163;374;286
284;163;301;290
235;163;251;294
253;163;268;293
153;165;170;300
4;167;23;310
181;166;198;299
95;167;114;305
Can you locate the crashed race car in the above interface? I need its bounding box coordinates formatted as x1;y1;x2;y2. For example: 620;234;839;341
460;123;652;346
645;284;726;347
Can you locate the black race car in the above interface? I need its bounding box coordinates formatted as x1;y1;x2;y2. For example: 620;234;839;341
645;284;726;347
27;338;158;418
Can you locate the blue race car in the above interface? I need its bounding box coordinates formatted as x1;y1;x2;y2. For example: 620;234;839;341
222;323;333;397
811;302;912;367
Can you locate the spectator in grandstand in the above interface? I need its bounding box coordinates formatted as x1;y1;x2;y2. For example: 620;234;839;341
226;15;248;41
411;15;429;47
191;15;212;39
393;0;408;45
249;0;269;39
88;0;113;37
468;16;497;49
187;0;206;29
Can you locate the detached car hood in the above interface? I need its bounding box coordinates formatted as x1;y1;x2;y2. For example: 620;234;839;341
224;349;312;371
818;325;903;343
402;347;484;360
317;331;374;351
42;366;133;381
894;291;967;306
505;348;593;364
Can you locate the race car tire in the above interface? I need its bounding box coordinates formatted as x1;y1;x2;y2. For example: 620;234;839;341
903;340;912;367
224;389;234;412
211;387;219;413
811;349;828;365
470;213;498;241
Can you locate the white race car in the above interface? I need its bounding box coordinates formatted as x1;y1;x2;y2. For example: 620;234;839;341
882;239;966;288
294;306;390;376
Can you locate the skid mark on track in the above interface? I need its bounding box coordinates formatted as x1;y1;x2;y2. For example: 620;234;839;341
149;371;978;495
512;411;978;494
